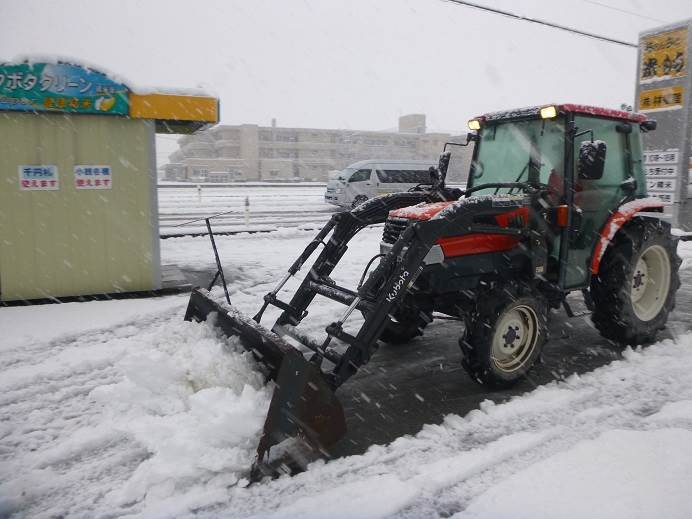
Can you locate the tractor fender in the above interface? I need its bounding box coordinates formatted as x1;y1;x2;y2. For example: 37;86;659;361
590;197;665;275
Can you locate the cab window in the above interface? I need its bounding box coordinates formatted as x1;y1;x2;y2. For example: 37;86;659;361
348;169;371;182
377;169;430;183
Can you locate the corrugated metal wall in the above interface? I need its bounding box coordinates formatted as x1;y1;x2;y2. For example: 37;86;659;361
0;112;160;301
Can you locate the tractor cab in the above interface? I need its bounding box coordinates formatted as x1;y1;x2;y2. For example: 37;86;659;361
383;104;659;292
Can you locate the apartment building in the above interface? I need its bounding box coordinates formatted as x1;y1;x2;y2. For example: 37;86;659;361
163;114;471;183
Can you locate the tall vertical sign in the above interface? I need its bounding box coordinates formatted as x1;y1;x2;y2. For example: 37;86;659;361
635;20;692;229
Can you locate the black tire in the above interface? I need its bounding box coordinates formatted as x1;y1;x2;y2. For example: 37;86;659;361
590;218;680;345
351;195;368;208
379;306;433;344
460;284;548;388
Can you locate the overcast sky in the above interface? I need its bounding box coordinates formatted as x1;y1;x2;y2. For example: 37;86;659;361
3;0;692;164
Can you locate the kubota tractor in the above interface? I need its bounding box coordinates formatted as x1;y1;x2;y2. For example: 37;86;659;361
185;103;681;478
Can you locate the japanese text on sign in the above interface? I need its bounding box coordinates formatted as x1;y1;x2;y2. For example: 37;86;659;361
647;178;677;192
638;85;684;112
645;165;677;177
640;28;687;82
0;62;129;115
649;192;675;205
74;165;112;189
18;165;59;191
643;149;679;165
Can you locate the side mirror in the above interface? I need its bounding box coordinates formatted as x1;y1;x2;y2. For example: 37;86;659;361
430;151;451;189
578;140;606;180
640;120;657;132
438;151;451;179
428;166;440;186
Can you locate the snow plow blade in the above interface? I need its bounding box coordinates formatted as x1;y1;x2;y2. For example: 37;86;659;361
185;287;292;378
184;288;346;475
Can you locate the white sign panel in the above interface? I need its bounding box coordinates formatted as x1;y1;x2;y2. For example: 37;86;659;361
74;165;112;189
643;149;679;165
18;165;59;191
647;178;677;192
649;192;675;205
645;164;677;177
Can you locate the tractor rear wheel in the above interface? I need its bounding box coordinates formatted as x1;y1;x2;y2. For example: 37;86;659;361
590;219;680;345
460;284;548;387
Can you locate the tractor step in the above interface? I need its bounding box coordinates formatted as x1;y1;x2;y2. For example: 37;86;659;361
562;298;591;318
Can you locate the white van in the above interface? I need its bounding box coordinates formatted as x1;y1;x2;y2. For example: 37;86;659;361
324;160;435;208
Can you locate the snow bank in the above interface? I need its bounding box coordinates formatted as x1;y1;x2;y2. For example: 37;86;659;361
457;428;692;519
91;317;272;513
0;302;271;518
0;295;185;352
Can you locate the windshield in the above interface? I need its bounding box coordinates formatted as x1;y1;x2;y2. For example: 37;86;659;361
470;118;565;195
330;168;354;181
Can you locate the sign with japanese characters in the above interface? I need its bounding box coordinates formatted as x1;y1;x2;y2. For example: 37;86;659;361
643;148;679;204
0;62;129;115
645;164;677;177
18;165;59;191
636;21;692;225
647;178;677;192
640;28;687;83
74;165;112;189
643;149;679;165
649;192;675;205
638;85;684;112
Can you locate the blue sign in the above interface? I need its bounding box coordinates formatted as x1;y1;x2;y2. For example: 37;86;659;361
0;62;130;115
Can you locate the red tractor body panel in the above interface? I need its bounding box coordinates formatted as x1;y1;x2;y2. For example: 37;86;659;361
388;205;528;259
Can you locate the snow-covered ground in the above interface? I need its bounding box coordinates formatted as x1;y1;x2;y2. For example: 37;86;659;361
2;227;692;518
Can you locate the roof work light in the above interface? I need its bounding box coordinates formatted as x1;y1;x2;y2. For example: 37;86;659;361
467;119;481;130
540;105;558;119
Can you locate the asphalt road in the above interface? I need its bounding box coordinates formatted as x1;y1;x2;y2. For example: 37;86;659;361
330;267;692;459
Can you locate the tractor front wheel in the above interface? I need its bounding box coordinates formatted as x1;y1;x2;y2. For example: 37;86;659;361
460;285;548;388
590;219;680;345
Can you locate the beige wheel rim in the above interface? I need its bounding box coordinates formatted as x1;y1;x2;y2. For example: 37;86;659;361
491;304;540;373
631;244;671;322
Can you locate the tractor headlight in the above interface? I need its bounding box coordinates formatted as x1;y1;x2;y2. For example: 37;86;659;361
540;105;558;119
468;119;481;131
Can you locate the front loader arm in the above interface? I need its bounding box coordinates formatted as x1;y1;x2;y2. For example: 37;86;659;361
274;192;435;328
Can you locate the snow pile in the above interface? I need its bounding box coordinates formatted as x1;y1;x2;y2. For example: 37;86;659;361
0;302;271;518
90;316;272;513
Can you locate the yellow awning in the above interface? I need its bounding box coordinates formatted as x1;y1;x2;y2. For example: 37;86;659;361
129;93;219;134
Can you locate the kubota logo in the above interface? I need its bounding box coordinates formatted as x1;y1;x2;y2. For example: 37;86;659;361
386;270;409;302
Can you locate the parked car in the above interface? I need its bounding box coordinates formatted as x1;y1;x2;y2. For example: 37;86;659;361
324;159;435;208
